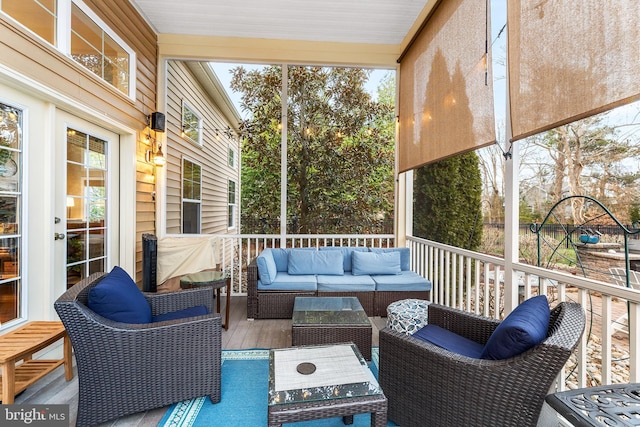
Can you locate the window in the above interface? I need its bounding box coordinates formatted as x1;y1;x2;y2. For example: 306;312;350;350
228;145;237;168
228;180;236;229
0;0;135;99
182;159;201;234
71;2;132;97
182;103;202;144
0;102;23;323
1;0;57;44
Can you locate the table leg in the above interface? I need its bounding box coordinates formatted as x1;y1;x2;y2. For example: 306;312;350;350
342;415;354;425
216;287;221;315
63;334;74;381
224;277;231;330
2;360;15;404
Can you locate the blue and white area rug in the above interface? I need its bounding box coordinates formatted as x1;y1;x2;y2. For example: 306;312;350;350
159;347;397;427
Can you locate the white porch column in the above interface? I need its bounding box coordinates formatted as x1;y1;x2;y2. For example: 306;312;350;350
503;55;519;314
280;64;288;247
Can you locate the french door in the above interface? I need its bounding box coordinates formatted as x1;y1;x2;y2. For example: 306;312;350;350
55;112;119;288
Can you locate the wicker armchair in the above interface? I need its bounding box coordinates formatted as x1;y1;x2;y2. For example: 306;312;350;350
54;272;222;427
379;302;585;427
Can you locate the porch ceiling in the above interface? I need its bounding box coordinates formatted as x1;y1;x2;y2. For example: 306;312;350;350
129;0;432;46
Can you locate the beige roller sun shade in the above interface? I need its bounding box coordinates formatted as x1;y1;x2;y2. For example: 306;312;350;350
398;0;496;173
508;0;640;141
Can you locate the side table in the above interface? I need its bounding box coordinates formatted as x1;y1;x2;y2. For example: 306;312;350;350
180;271;230;330
0;321;74;403
545;383;640;426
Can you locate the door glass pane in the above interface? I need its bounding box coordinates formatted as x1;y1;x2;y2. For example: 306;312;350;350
0;103;22;323
66;128;108;288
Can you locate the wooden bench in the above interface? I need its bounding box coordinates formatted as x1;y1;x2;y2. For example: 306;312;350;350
0;321;73;403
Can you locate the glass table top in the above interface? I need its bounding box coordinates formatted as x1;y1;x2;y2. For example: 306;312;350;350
292;297;369;326
268;343;382;407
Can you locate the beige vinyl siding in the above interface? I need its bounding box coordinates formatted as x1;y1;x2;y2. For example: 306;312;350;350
166;61;241;236
0;0;158;283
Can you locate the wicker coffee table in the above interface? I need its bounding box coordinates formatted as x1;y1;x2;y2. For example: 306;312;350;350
292;297;372;360
268;343;387;427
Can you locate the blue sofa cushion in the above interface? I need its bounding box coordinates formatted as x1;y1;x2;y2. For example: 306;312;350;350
370;247;411;271
319;247;368;272
152;305;209;322
257;273;318;291
270;248;291;272
288;249;343;275
88;266;152;324
256;249;278;285
480;295;550;360
373;271;432;291
352;251;401;276
413;324;484;358
317;273;376;291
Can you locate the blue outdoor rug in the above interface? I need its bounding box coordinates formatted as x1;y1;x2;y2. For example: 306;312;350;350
159;347;398;427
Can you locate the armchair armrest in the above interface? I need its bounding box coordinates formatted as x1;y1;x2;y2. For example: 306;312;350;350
145;286;214;316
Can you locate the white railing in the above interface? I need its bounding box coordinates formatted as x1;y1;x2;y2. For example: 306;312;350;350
165;233;395;295
407;235;640;390
165;232;640;389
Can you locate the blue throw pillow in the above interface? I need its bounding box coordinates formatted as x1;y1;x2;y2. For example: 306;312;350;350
88;266;152;323
352;251;401;275
370;247;411;271
480;295;550;360
288;249;343;275
152;305;209;322
256;249;278;285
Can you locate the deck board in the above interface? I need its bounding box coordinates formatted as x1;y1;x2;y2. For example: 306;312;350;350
15;296;390;427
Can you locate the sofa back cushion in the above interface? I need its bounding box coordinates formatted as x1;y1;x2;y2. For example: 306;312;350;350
370;247;411;271
88;266;152;323
256;249;278;285
271;248;293;272
288;249;344;275
480;295;550;360
319;247;368;272
352;251;401;276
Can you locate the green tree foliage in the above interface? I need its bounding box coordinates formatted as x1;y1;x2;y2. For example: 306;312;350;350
231;66;395;233
413;151;483;250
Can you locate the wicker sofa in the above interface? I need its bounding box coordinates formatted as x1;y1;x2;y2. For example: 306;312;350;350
247;247;432;319
54;271;222;427
378;302;585;427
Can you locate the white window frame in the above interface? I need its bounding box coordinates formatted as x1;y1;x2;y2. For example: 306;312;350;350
228;179;236;230
181;157;202;234
69;0;136;100
0;0;136;100
228;144;237;169
182;101;203;145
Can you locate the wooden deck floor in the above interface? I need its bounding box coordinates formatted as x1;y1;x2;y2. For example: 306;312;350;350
15;296;388;427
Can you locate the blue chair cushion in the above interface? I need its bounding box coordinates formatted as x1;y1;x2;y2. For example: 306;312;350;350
372;271;432;291
152;305;209;322
413;324;484;358
256;249;278;285
316;273;376;291
352;251;401;276
88;266;152;324
370;247;411;271
288;249;343;275
480;295;550;360
257;273;318;291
